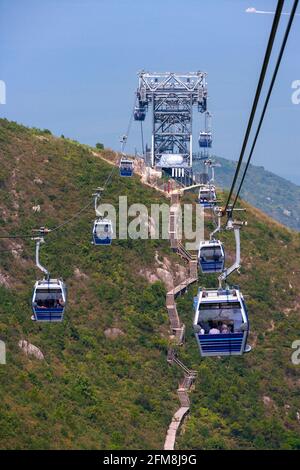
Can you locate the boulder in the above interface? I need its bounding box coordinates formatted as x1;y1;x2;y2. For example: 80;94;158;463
0;271;10;288
18;340;44;360
74;267;88;280
104;328;125;339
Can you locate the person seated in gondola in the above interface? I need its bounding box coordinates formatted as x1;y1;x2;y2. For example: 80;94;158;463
221;324;230;334
37;299;46;309
56;298;65;308
44;298;55;309
209;322;220;334
197;321;209;334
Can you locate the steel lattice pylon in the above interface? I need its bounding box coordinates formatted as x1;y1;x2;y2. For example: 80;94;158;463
134;71;208;172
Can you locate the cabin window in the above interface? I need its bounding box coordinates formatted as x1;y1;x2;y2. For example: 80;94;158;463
96;224;111;236
198;302;243;333
201;247;223;261
34;289;64;309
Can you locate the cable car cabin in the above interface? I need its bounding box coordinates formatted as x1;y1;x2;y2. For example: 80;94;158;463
92;218;113;245
193;288;250;356
198;131;212;148
119;158;134;177
198;185;217;208
198;240;225;274
32;279;67;322
134;106;146;121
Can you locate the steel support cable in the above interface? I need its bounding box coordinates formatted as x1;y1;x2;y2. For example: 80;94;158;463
1;88;134;241
140;121;145;156
50;160;118;234
121;93;137;154
224;0;285;213
232;0;299;209
0;182;93;239
49;198;94;234
0;145;120;239
0;234;33;239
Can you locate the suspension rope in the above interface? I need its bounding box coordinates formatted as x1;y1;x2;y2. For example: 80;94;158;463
0;234;33;239
0;140;120;240
224;0;285;213
49;199;94;233
121;93;137;154
232;0;299;209
50;160;118;233
140;121;145;156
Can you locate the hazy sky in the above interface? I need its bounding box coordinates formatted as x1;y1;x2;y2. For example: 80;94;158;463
0;0;299;183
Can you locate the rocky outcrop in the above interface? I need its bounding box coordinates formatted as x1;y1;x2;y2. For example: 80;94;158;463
139;269;160;284
156;268;174;291
104;328;125;339
18;340;44;360
140;252;189;291
34;177;43;185
0;271;11;288
74;267;89;280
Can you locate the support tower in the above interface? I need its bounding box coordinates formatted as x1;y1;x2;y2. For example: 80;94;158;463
134;71;208;175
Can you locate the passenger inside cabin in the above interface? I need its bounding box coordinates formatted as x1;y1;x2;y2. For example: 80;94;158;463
56;298;64;308
221;324;230;334
36;298;53;308
198;320;235;335
208;322;220;334
198;301;243;334
36;297;60;309
209;327;220;334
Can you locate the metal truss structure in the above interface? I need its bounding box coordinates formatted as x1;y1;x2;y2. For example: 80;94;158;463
134;71;208;171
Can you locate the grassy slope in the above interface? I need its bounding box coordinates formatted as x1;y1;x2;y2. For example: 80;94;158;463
193;156;300;231
0;119;183;450
1;119;300;449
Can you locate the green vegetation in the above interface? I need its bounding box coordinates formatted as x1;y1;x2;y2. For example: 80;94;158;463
194;156;300;231
0;118;181;449
0;118;300;449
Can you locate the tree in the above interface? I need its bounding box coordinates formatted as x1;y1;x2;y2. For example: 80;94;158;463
96;142;104;150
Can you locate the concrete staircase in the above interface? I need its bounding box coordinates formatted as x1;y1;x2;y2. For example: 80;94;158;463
164;190;198;450
164;350;197;449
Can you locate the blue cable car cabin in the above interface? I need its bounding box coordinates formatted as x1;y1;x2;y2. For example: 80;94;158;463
32;279;67;322
119;158;134;177
198;240;225;274
92;218;113;245
198;185;217;208
198;131;212;148
134;106;146;121
193;288;250;356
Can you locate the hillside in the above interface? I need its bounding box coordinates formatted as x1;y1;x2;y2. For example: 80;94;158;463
0;119;185;449
193;156;300;232
1;119;300;450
